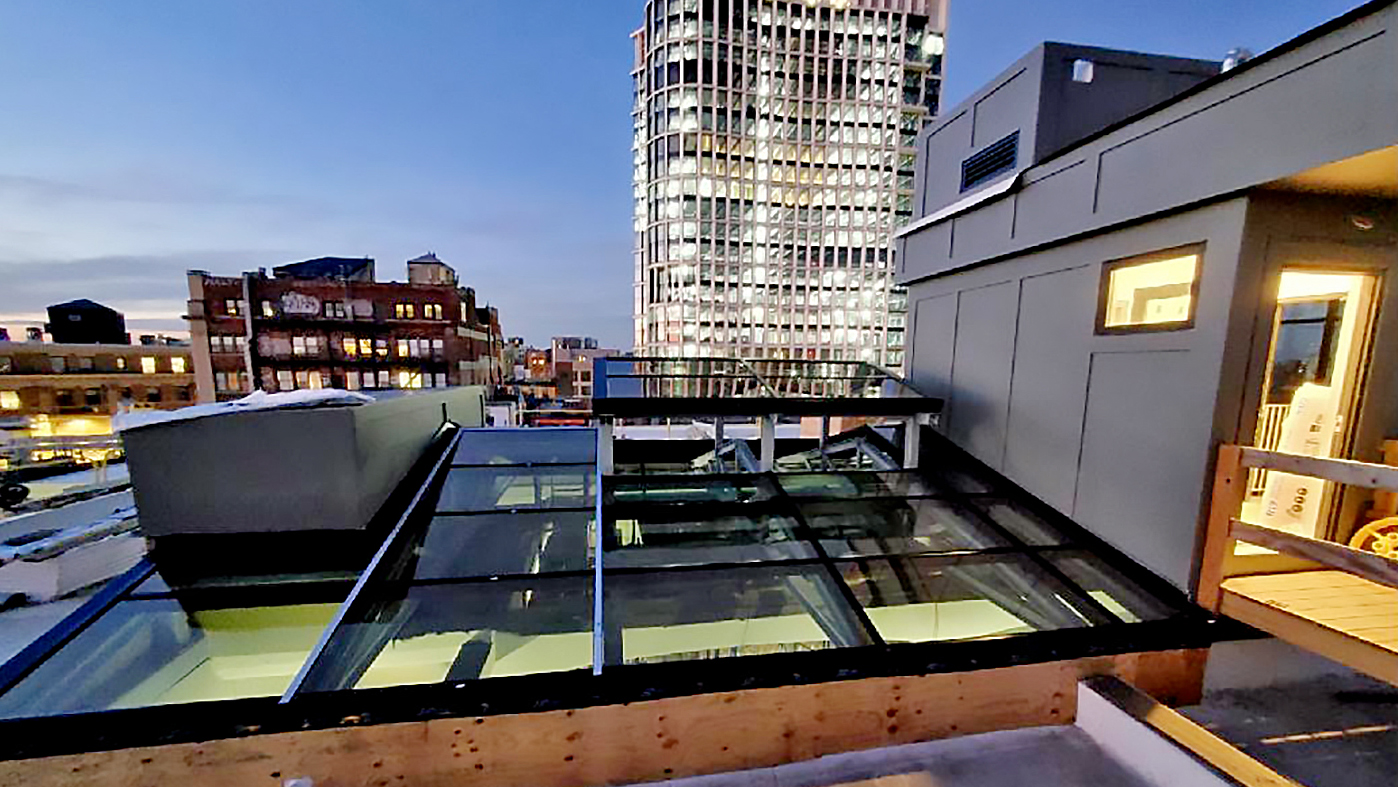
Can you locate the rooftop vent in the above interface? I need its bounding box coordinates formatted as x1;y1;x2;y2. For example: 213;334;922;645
1221;47;1254;72
960;131;1019;192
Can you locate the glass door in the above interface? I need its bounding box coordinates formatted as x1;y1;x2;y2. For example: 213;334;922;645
1247;270;1379;538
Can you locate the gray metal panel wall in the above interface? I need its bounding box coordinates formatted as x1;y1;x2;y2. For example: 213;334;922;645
909;293;958;401
899;4;1397;285
904;199;1251;588
1075;350;1207;589
1004;265;1095;512
948;281;1019;469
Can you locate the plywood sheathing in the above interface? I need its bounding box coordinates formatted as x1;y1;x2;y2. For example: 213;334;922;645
0;649;1206;787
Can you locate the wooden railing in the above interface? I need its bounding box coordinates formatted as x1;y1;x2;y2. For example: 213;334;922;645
1198;444;1399;610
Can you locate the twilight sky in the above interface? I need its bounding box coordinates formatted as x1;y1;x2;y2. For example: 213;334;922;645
0;0;1365;347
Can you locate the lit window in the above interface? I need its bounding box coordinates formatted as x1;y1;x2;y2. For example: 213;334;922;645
115;357;126;371
308;371;323;390
225;299;243;317
277;370;294;391
359;338;373;357
394;303;415;320
140;357;157;374
1098;246;1202;333
0;391;18;409
261;301;274;318
342;337;357;356
377;370;390;388
171;357;186;374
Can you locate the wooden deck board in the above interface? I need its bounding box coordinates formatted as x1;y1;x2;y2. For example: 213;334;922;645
1221;570;1397;685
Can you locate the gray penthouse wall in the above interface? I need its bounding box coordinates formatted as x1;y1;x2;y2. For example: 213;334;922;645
906;191;1398;592
907;200;1251;590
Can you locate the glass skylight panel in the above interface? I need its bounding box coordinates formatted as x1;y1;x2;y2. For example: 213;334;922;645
604;507;813;568
603;564;875;665
453;427;596;466
838;555;1099;645
436;465;595;512
775;470;940;499
797;497;1012;557
963;499;1073;547
0;598;338;719
416;511;594;579
608;474;780;505
298;575;593;692
1046;552;1180;624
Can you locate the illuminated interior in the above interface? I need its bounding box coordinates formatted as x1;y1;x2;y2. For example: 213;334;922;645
1102;252;1198;329
1244;270;1377;539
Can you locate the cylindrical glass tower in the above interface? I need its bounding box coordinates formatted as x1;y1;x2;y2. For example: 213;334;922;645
632;0;947;372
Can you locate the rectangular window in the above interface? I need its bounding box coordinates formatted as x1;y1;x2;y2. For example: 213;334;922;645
324;301;347;319
342;337;357;356
140;356;157;374
308;371;323;390
293;337;307;356
50;356;66;373
116;357;126;371
375;339;389;358
1097;245;1202;333
261;300;274;318
345;370;360;391
434;373;447;388
425;303;443;320
295;371;309;389
277;370;294;391
377;370;390;388
226;299;244;317
394;303;415;319
431;338;444;358
359;338;373;357
0;391;18;409
171;357;186;374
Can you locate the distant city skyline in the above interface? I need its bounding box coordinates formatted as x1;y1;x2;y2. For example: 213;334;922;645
0;0;1364;348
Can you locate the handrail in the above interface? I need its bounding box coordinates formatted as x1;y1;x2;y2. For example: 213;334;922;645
1198;443;1399;610
1238;447;1397;491
1230;519;1397;588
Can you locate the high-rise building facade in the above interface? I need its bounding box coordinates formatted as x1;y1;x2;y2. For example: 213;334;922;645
632;0;947;368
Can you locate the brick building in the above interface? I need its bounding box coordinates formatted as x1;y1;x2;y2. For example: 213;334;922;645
185;254;505;403
0;340;194;436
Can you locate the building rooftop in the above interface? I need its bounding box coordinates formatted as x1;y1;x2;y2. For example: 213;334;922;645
271;256;376;281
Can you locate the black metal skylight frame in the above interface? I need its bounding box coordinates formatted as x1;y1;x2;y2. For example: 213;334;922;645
0;423;1220;762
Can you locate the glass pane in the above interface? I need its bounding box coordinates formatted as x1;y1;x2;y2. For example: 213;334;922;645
1048;552;1179;623
416;511;593;579
436;465;594;512
963;499;1071;546
775;471;940;499
604;506;814;568
604;564;874;664
798;498;1011;557
1103;252;1198;328
453;428;596;466
838;555;1095;644
608;474;779;505
300;576;592;692
922;465;997;494
0;600;338;719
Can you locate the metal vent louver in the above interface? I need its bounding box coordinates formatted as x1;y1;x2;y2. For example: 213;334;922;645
960;131;1018;192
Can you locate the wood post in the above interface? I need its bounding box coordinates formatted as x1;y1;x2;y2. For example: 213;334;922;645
1197;444;1245;611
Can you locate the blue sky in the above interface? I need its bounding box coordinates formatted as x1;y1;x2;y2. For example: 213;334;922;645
0;0;1367;347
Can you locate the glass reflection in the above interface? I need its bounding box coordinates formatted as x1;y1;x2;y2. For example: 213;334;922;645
603;564;875;665
437;465;595;512
839;555;1096;644
299;576;593;692
0;599;338;719
798;497;1011;556
454;427;596;466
